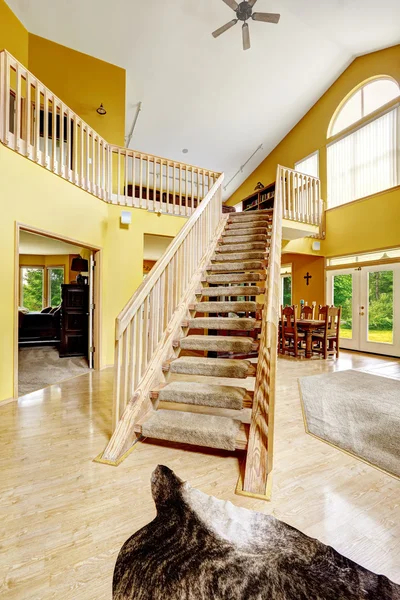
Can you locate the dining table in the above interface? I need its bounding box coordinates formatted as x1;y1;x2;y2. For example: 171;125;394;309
296;319;325;358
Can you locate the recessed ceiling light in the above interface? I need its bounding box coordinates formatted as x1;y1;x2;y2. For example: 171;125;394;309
182;148;189;154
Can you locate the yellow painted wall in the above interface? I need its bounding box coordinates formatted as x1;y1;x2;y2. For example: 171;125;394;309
0;145;186;401
282;253;325;309
28;34;126;146
0;0;28;64
227;45;400;258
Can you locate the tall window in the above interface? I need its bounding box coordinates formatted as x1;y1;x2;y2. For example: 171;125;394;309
295;151;319;178
47;267;64;307
20;267;44;311
327;78;400;208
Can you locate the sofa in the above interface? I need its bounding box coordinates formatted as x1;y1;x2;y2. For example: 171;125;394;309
18;307;61;343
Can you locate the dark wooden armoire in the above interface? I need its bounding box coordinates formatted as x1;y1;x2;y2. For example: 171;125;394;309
59;284;89;358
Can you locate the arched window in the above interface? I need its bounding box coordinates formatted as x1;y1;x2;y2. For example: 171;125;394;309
327;77;400;208
329;77;400;137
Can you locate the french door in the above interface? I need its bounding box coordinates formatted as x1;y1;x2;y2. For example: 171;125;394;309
327;264;400;357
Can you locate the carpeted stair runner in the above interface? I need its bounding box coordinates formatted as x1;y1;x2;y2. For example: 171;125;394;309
212;251;266;262
157;381;246;410
206;260;266;272
221;233;268;244
179;335;255;353
165;356;253;378
205;273;265;284
140;208;273;453
199;285;261;297
193;301;257;313
217;242;266;253
141;410;242;451
186;317;256;331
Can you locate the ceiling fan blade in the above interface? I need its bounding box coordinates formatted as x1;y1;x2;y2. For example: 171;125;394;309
252;12;281;23
242;22;250;51
212;19;238;38
247;0;258;6
222;0;239;11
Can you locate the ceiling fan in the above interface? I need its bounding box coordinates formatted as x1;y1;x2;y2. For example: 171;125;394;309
212;0;280;51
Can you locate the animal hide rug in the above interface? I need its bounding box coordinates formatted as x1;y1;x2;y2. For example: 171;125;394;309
113;466;400;599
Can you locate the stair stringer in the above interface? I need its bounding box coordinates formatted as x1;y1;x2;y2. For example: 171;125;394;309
98;215;229;464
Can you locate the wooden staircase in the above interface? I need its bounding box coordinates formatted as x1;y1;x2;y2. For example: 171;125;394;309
133;210;273;456
98;168;286;499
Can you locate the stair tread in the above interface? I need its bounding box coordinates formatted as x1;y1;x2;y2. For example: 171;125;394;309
179;335;257;353
165;356;256;378
217;242;266;253
204;273;266;284
207;261;267;273
154;381;247;410
229;209;273;218
193;301;258;313
212;251;267;262
186;317;257;331
138;409;248;451
222;235;269;244
199;285;261;297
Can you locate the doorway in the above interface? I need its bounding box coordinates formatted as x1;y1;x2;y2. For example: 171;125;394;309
327;263;400;356
15;225;101;398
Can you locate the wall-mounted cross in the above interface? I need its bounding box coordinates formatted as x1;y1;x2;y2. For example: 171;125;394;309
304;272;312;286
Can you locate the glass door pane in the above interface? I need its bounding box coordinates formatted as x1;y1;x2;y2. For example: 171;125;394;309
367;270;394;344
333;273;353;340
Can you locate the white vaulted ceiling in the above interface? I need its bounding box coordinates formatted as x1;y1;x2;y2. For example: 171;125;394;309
6;0;400;199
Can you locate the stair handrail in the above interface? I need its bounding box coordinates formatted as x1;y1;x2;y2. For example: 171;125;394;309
0;49;220;214
242;164;284;496
105;174;226;463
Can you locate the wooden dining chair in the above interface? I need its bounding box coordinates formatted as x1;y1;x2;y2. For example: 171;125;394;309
281;305;305;357
312;306;341;359
300;304;314;320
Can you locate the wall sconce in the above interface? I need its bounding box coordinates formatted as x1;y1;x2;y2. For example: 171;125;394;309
96;103;107;116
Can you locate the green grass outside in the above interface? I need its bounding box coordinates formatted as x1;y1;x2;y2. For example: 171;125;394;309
340;329;393;343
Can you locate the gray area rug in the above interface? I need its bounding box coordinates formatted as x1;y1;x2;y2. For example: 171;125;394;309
113;466;400;599
18;346;89;397
299;370;400;478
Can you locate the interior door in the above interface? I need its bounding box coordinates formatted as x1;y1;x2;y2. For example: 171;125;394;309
359;264;400;357
327;268;358;350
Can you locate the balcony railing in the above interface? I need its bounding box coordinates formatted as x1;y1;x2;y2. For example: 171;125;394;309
0;50;219;216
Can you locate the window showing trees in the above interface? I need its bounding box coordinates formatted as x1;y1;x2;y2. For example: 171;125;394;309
330;78;400;137
281;265;292;306
48;267;64;307
368;271;394;344
20;267;44;312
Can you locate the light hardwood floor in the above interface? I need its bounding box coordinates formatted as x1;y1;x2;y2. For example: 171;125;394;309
1;351;399;598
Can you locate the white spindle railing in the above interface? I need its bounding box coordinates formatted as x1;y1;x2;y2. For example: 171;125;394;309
0;50;219;215
280;166;321;226
101;174;225;463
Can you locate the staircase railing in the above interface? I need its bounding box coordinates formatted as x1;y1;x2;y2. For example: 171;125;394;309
99;174;226;463
241;164;284;497
0;50;219;215
280;166;322;226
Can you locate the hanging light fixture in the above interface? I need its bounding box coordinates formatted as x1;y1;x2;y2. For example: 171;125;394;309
96;103;107;116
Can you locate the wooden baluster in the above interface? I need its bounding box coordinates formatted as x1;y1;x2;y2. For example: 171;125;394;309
142;297;149;374
166;161;170;214
15;64;21;152
51;97;57;173
80;122;84;187
185;167;189;216
34;84;40;163
128;315;137;399
146;157;150;209
139;153;143;207
135;305;143;384
25;75;31;157
60;103;65;177
66;109;71;180
172;163;177;215
120;326;130;415
153;157;158;212
112;338;122;432
43;89;49;168
86;126;90;190
179;165;183;215
73;117;79;184
2;53;11;145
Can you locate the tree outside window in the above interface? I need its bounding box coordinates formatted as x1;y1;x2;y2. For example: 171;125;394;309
20;267;44;311
48;267;64;307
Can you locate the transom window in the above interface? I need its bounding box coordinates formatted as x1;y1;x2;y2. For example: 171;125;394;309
330;77;400;137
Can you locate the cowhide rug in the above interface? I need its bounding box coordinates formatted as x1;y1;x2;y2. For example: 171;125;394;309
113;466;400;600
